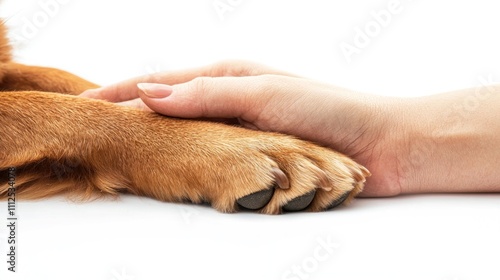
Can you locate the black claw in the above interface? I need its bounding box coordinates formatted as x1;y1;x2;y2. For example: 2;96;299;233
327;192;350;209
237;188;275;210
283;190;316;212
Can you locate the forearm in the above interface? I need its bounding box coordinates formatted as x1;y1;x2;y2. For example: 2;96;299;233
400;85;500;194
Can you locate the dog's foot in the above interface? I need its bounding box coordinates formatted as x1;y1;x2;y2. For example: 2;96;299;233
198;131;370;214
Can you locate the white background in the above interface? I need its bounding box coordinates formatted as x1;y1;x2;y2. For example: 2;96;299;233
1;0;499;279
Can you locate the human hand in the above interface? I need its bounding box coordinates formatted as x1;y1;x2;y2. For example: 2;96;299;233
81;60;406;197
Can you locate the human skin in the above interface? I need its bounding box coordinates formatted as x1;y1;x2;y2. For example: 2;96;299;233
80;60;500;197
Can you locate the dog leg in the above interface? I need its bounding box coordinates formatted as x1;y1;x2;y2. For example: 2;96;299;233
0;91;369;214
0;62;98;94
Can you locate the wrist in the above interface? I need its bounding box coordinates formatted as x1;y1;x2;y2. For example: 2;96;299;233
398;89;500;194
351;95;410;197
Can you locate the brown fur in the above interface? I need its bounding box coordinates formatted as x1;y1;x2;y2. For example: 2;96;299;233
0;21;369;214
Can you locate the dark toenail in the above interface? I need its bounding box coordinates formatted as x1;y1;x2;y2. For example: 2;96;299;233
327;192;350;209
237;188;275;210
283;190;316;212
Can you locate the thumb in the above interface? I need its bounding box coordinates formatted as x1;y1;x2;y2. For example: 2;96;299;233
137;77;266;120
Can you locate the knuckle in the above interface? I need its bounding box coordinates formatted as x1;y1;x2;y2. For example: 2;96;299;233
188;76;212;95
212;59;246;76
255;74;282;92
211;59;262;77
185;77;214;116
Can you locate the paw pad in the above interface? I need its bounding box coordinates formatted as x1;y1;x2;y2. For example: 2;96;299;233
282;190;316;212
236;188;274;210
327;191;350;209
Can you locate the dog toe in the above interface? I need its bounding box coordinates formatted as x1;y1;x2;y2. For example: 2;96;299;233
327;191;350;209
282;190;316;212
237;188;275;210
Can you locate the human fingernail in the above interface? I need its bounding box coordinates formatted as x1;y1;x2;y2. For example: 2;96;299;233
137;83;173;98
80;89;98;98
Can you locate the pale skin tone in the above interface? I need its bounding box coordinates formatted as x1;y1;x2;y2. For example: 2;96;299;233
80;60;500;197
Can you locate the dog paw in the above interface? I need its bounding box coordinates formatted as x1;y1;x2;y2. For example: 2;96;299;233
198;131;370;214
